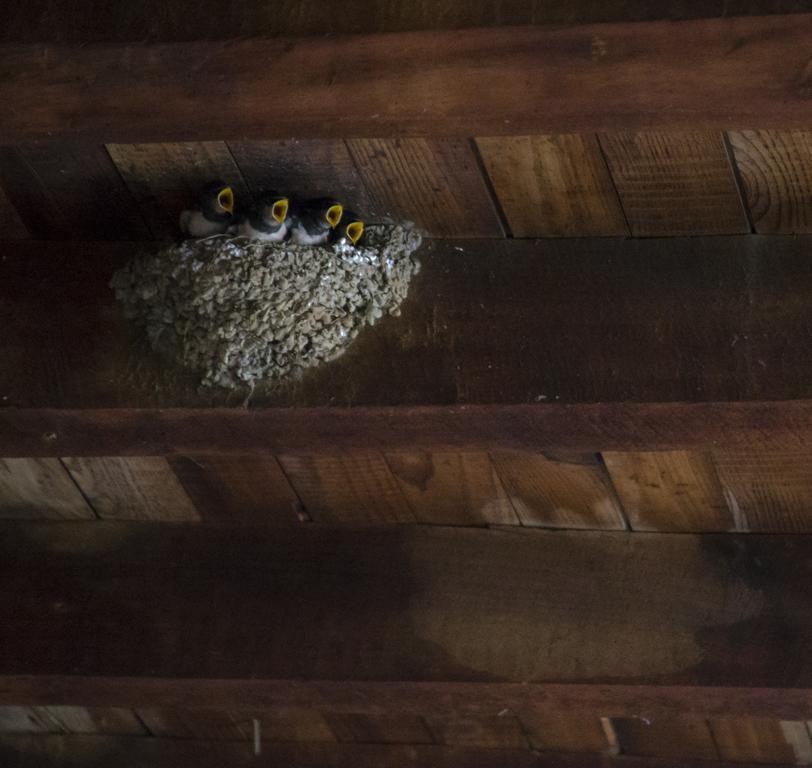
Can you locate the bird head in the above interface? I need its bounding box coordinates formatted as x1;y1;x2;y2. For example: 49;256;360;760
216;186;235;214
325;203;344;229
260;194;289;224
198;181;235;218
341;216;365;245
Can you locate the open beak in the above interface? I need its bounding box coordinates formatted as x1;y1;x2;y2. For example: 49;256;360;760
217;187;235;214
272;198;289;224
346;221;364;245
326;204;343;229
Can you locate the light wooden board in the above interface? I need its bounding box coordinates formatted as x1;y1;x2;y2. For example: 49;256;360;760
167;455;305;525
136;709;243;740
490;451;625;529
346;139;503;237
729;129;812;233
710;718;810;764
62;457;199;521
384;451;518;525
602;450;733;532
228;140;372;215
475;134;627;236
237;709;336;743
611;718;719;761
0;458;93;519
712;450;812;532
519;712;609;753
106;142;250;238
599;132;749;235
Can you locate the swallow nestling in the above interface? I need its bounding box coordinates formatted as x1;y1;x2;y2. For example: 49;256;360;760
178;181;235;237
330;211;365;246
232;192;290;241
289;198;344;245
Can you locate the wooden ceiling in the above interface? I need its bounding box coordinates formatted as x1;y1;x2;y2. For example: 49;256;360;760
3;3;812;767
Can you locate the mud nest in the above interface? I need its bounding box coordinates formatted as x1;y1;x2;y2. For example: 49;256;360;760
110;224;422;389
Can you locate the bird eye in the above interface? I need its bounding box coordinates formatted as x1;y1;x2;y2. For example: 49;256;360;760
217;188;234;213
326;204;343;228
346;222;364;244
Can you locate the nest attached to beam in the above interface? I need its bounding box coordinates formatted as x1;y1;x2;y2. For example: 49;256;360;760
110;224;422;389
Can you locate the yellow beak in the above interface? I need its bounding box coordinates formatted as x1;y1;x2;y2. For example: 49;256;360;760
346;221;364;245
272;198;289;224
326;204;343;229
217;187;235;214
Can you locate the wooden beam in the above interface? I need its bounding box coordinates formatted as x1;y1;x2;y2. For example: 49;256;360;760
1;14;811;143
0;736;797;768
2;523;812;718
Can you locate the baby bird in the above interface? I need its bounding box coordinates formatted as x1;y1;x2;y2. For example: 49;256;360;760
330;211;365;246
232;192;290;241
179;181;235;237
289;198;344;245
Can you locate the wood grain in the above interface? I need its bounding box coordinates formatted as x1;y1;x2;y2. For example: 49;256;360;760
61;457;199;521
4;16;812;142
602;451;733;532
0;459;93;519
228;140;372;215
712;450;812;532
0;184;28;239
326;714;433;744
490;451;625;529
347;139;503;237
385;451;517;525
520;712;609;753
0;145;148;240
29;708;145;736
106;142;249;238
729;130;812;233
475;134;627;236
427;715;527;748
277;454;414;524
137;708;243;740
167;455;304;525
710;718;810;764
612;719;718;761
599;132;748;235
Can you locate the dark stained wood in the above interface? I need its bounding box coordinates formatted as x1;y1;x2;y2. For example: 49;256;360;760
239;708;336;743
710;718;812;764
0;146;149;240
0;184;28;240
602;451;734;532
5;235;812;413
228;140;372;216
326;713;433;744
490;451;625;529
4;15;812;143
277;453;414;524
712;449;812;532
3;524;812;706
106;142;250;239
475;134;627;237
599;132;749;235
346;139;503;237
612;719;719;761
168;455;305;525
385;451;518;525
728;130;812;233
0;735;800;768
428;715;527;748
61;457;199;521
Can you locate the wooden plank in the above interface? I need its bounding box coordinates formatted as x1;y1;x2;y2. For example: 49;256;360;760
3;524;812;702
0;459;93;519
428;715;527;748
0;735;800;768
519;712;609;753
346;139;503;237
712;450;812;532
29;707;145;736
490;451;625;529
326;713;433;744
612;719;718;761
599;132;748;235
227;140;372;215
4;15;812;143
0;145;148;240
384;451;518;525
601;451;733;532
106;142;250;238
167;455;304;525
137;708;244;740
0;184;28;239
710;718;810;764
241;709;336;743
277;453;414;524
729;130;812;233
61;457;199;521
6;234;812;413
475;134;627;237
